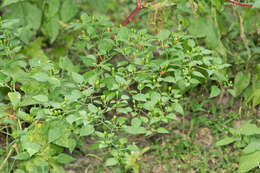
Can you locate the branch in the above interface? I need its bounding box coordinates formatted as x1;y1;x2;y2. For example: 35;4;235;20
228;0;253;7
122;0;143;26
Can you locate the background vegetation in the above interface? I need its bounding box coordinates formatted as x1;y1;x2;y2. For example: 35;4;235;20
0;0;259;172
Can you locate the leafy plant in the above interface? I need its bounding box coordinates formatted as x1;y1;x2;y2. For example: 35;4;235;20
217;121;260;173
0;10;230;172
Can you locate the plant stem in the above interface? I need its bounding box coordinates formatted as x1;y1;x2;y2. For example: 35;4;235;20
122;0;143;26
228;0;253;7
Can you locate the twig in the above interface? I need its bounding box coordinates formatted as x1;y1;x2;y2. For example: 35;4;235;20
228;0;253;7
122;0;143;26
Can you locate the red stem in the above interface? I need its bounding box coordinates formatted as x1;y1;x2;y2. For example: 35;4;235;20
228;0;253;7
122;0;143;26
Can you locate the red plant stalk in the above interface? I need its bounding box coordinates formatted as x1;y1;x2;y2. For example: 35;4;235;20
93;0;143;69
228;0;253;7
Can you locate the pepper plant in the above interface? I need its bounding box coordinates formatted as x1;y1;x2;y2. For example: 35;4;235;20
0;10;230;172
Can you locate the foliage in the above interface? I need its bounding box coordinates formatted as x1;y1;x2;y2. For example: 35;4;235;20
217;121;260;173
0;0;259;172
0;9;230;172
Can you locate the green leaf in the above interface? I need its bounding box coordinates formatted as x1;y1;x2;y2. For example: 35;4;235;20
31;72;49;82
253;89;260;107
192;71;205;78
234;72;251;97
59;56;74;72
105;158;118;166
237;122;260;136
88;0;109;12
216;137;239;146
124;126;147;135
98;39;114;52
56;153;76;164
48;126;62;143
46;0;60;17
71;72;84;84
33;95;49;103
238;151;260;173
43;15;60;43
80;124;95;136
243;138;260;154
133;94;147;102
172;102;184;115
253;0;260;8
21;135;40;157
131;118;142;127
8;92;21;109
13;169;26;173
12;152;30;160
88;104;98;113
1;0;20;7
162;76;176;83
157;127;169;134
209;85;221;98
60;0;78;22
157;29;170;40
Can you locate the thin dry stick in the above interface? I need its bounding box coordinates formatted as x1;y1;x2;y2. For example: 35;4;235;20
238;12;252;70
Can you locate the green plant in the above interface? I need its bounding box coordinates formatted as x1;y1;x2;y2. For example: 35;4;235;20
217;121;260;173
0;10;231;172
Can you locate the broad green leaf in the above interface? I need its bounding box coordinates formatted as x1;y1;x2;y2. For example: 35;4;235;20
60;0;78;22
88;104;98;113
48;126;62;143
172;102;184;115
8;92;21;109
88;0;109;12
238;151;260;173
253;89;260;107
80;124;95;136
124;126;147;135
13;169;25;173
56;153;76;164
105;158;118;166
1;0;20;7
21;135;41;157
216;137;239;146
157;29;170;40
71;72;84;84
133;94;147;102
157;127;169;134
209;85;221;98
46;0;60;17
98;39;114;52
253;0;260;8
131;118;142;127
234;72;251;97
31;72;49;82
81;55;97;67
33;95;48;103
192;71;205;78
237;122;260;136
12;152;30;160
243;138;260;154
43;15;60;43
66;90;82;102
162;76;176;83
59;56;74;72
